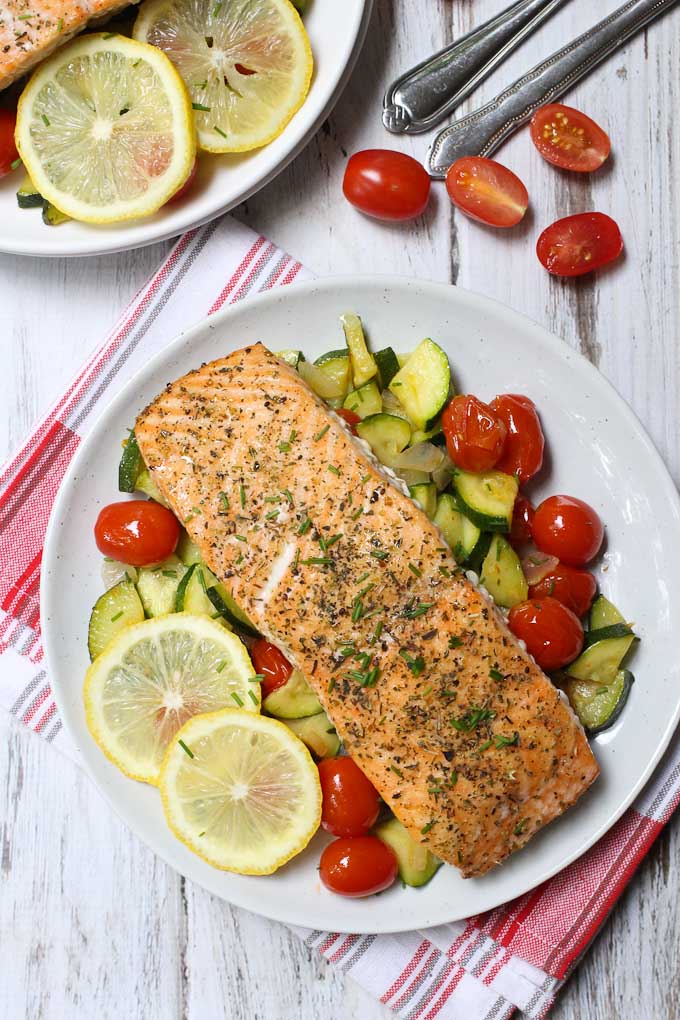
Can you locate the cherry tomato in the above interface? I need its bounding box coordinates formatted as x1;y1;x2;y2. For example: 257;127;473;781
508;597;584;672
445;157;528;228
167;159;198;205
94;500;180;567
536;212;623;277
510;495;535;547
529;565;597;618
336;408;361;434
490;394;545;483
319;836;398;898
318;757;380;837
533;495;604;566
442;394;507;473
0;109;19;177
530;104;611;173
343;150;431;222
249;639;293;698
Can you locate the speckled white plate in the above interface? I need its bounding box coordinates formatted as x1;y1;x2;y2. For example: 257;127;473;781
0;0;370;258
42;277;680;933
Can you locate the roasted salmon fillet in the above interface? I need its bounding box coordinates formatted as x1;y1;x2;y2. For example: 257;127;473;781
135;343;599;878
0;1;138;90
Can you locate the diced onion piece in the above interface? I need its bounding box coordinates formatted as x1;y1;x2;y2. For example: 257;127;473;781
393;441;446;473
101;559;139;590
521;551;559;585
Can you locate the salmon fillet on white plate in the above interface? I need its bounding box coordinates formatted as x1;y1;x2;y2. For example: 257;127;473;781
0;1;138;90
135;343;599;879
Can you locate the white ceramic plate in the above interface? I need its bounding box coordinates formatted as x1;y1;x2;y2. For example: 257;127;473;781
0;0;370;258
43;277;680;933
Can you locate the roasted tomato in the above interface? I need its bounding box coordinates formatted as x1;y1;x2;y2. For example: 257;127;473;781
530;104;611;173
533;495;604;566
510;495;535;547
508;598;584;672
318;757;381;837
536;212;623;277
94;500;179;567
336;408;362;434
445;156;528;227
319;836;398;898
343;150;431;221
490;394;544;483
529;564;597;618
0;109;19;177
249;639;293;698
442;394;507;473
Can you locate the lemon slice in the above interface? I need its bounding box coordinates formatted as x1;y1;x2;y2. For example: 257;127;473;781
133;0;313;152
160;708;321;874
15;34;196;224
84;614;260;784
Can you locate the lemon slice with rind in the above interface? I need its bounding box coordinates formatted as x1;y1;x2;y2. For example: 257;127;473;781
84;614;260;784
133;0;313;152
160;708;321;874
15;34;196;224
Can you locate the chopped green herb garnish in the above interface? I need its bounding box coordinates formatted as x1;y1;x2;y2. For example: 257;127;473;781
547;580;556;597
351;598;364;623
216;661;226;673
234;553;244;565
494;732;519;749
247;690;259;706
328;677;336;693
213;125;228;139
449;771;458;786
403;601;434;619
192;102;211;112
302;556;333;566
478;739;493;752
408;562;422;578
213;1;223;15
420;821;435;835
219;490;230;510
162;570;177;578
193;80;208;88
231;692;244;707
239;483;246;508
324;534;342;548
251;674;265;683
278;442;291;453
10;157;21;170
374;621;384;641
282;488;294;505
297;516;312;535
110;611;124;622
327;464;340;476
439;565;451;577
489;668;504;681
356;572;370;584
292;549;300;572
451;706;496;732
18;13;34;19
313;424;330;442
102;31;115;38
41;114;50;127
234;535;247;543
178;739;194;759
390;764;404;779
370;549;389;561
264;495;281;503
514;819;527;836
448;636;463;649
351;508;363;521
57;17;63;31
361;474;371;484
399;650;425;677
265;509;280;520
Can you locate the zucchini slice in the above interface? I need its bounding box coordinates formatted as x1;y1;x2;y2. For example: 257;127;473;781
275;349;303;368
136;557;187;617
567;632;637;684
374;347;400;388
433;493;482;564
388;338;450;431
42;202;70;226
562;669;634;734
206;582;258;634
176;530;202;566
118;431;143;493
343;380;383;418
356;413;411;469
16;173;43;208
298;359;349;401
262;668;322;719
590;595;626;630
373;816;441;888
315;348;349;365
341;313;378;388
452;469;518;532
176;563;230;624
480;535;528;609
584;623;634;647
409;482;437;519
284;712;340;758
87;578;145;660
134;468;170;507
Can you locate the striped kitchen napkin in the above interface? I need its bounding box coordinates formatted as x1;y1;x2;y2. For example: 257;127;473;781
2;216;679;1020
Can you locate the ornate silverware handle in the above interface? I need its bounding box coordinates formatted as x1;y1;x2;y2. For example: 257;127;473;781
426;0;680;178
383;0;570;135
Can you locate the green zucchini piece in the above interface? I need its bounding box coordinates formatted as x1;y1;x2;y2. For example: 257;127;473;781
176;563;229;623
433;493;482;564
584;623;634;647
452;469;518;532
299;358;349;401
374;347;400;388
373;817;441;888
315;348;349;365
134;468;170;507
480;535;528;609
343;380;383;418
87;578;144;660
174;562;197;611
118;431;143;493
136;557;187;617
590;595;626;630
341;312;378;388
409;482;437;519
409;422;443;447
206;582;258;634
284;712;340;758
16;173;43;208
42;202;70;226
356;413;411;469
263;668;323;719
275;349;303;368
388;338;450;431
562;669;634;734
567;633;637;684
176;530;202;566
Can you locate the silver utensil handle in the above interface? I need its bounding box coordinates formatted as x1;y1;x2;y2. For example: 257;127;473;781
383;0;570;135
426;0;680;178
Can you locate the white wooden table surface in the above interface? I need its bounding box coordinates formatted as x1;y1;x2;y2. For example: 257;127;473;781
2;1;679;1017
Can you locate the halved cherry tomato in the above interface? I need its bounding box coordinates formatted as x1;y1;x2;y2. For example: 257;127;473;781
343;150;431;222
336;408;361;434
249;639;293;698
530;104;610;173
445;157;528;228
442;394;507;473
536;212;623;277
510;495;535;547
94;500;180;567
490;394;544;483
319;836;398;898
167;158;198;205
0;109;19;177
318;757;380;837
529;564;597;618
508;597;584;672
533;495;604;566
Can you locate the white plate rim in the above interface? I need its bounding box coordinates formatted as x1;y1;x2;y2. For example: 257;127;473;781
0;0;372;258
42;275;680;933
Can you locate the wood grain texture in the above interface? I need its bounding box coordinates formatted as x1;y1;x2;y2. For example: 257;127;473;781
1;0;679;1016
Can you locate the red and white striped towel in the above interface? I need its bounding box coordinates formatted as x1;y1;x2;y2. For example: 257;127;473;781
2;218;679;1020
